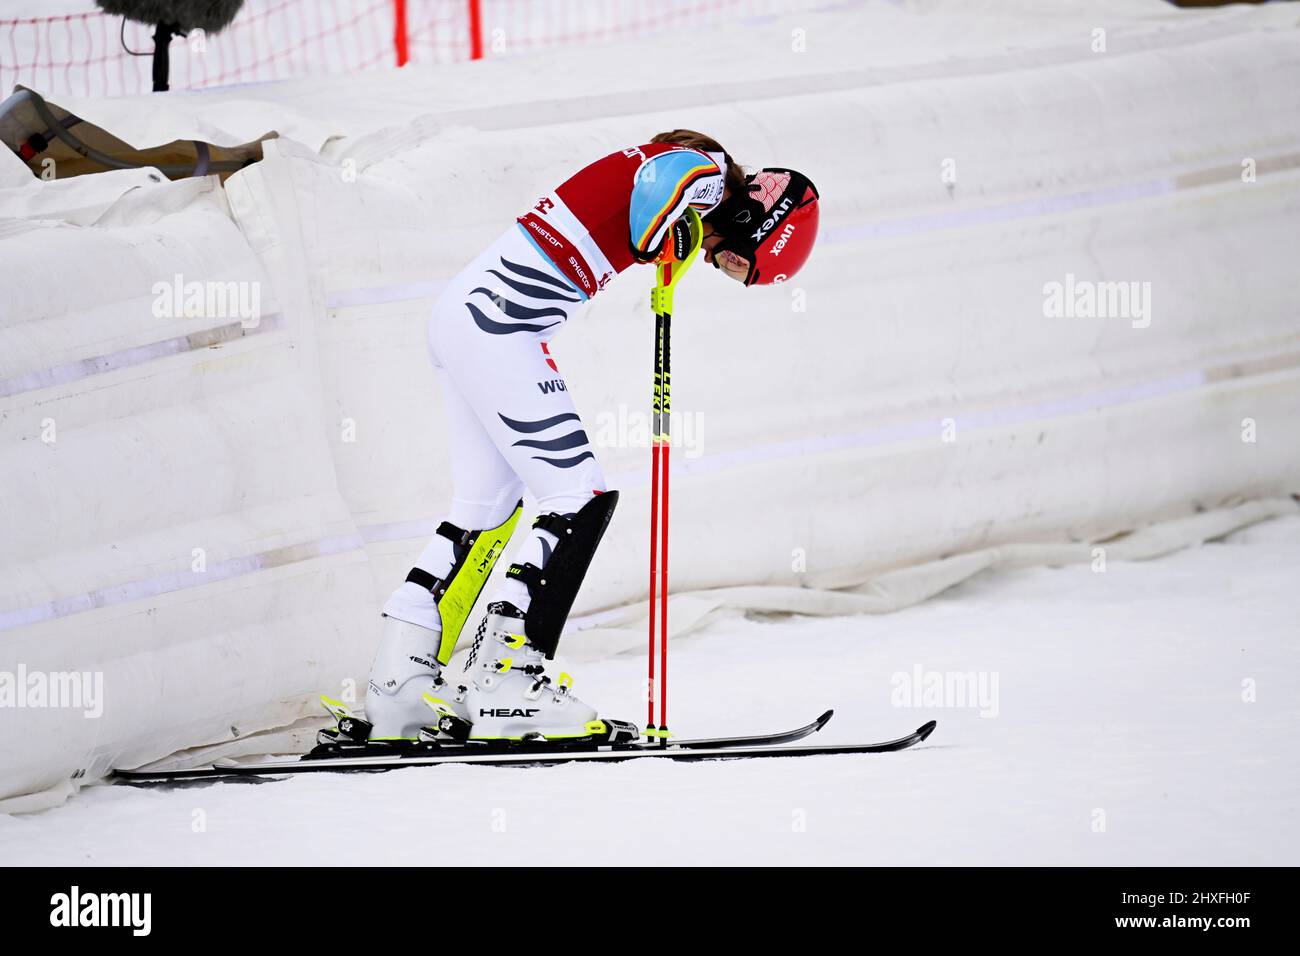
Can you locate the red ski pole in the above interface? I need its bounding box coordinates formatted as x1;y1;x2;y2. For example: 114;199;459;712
658;314;671;740
645;210;702;744
646;311;662;735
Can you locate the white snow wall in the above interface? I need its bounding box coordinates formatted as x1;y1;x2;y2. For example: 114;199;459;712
2;1;1300;806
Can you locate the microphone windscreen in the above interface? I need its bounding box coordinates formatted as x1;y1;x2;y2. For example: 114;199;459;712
94;0;244;34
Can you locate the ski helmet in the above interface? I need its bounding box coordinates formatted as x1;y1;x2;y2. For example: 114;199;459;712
703;168;819;286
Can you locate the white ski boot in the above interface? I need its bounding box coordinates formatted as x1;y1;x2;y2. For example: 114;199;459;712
364;614;470;741
464;602;632;743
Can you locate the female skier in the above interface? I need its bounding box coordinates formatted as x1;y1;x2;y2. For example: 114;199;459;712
357;130;820;746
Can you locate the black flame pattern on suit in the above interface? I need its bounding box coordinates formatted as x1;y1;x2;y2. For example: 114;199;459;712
498;411;595;469
486;269;580;303
467;301;557;334
498;412;580;433
466;257;579;336
469;288;568;322
498;257;577;292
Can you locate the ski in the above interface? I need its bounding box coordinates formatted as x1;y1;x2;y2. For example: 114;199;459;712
642;708;833;750
112;713;935;784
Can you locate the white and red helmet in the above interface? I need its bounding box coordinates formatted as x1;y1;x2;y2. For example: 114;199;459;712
704;168;820;286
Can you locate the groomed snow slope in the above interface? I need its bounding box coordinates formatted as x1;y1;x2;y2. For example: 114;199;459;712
3;514;1297;865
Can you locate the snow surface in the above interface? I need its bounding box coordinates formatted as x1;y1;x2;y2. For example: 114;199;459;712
3;515;1296;866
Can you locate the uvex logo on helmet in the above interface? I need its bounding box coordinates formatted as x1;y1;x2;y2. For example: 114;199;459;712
750;197;794;245
748;174;819;286
704;167;820;287
769;223;797;257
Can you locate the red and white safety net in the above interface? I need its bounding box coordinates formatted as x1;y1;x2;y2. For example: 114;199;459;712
0;0;804;99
